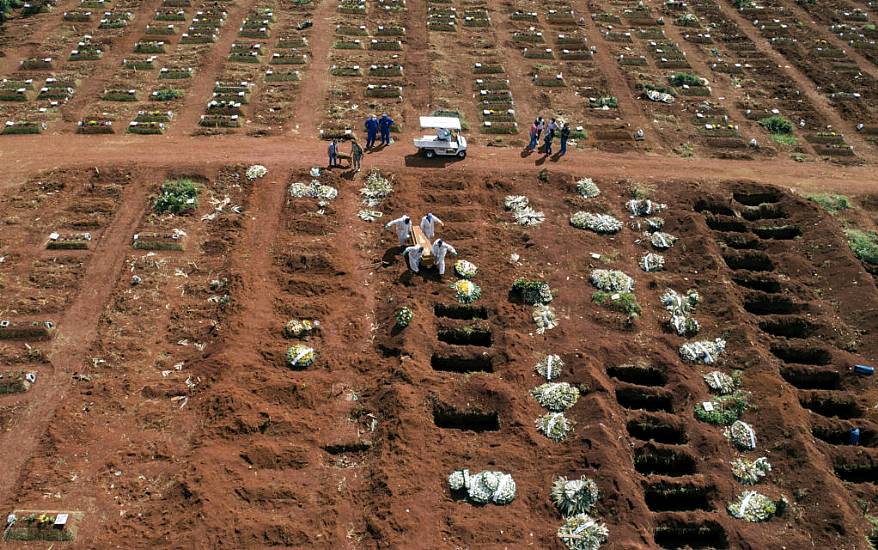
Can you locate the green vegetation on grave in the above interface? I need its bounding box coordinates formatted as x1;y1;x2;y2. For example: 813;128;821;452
759;114;793;135
669;72;703;87
771;134;798;146
154;178;199;214
694;391;750;425
845;229;878;265
806;193;851;213
593;290;641;318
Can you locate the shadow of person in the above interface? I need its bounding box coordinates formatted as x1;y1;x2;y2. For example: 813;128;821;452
382;247;402;266
550;152;563;162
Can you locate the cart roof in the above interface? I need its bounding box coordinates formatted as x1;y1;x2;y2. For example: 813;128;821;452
419;116;461;130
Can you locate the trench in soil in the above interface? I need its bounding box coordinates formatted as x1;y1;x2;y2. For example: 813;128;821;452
437;326;492;347
626;415;688;445
643;482;714;511
706;215;749;233
634;446;697;476
694;199;735;216
758;317;816;338
430;354;494;373
654;519;729;549
770;345;832;365
732;275;782;293
812;424;877;447
741;205;787;221
720;234;763;250
607;364;668;386
781;367;841;390
744;294;799;315
799;394;862;419
723;252;775;272
433;303;489;320
432;404;500;432
833;461;878;483
732;190;782;206
616;387;674;413
754;225;802;240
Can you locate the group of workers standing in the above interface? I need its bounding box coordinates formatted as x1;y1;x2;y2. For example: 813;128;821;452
327;113;396;172
384;213;458;276
528;117;571;157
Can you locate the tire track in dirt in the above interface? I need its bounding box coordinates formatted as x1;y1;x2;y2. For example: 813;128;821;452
287;0;336;138
710;0;875;154
169;0;259;135
0;170;149;509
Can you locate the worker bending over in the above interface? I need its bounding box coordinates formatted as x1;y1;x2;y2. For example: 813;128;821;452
385;215;412;246
432;239;458;276
404;245;424;272
420;213;444;240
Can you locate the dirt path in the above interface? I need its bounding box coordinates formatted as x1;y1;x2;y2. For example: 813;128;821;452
401;0;431;120
287;0;335;138
170;0;259;135
0;172;148;509
712;0;876;154
576;2;662;149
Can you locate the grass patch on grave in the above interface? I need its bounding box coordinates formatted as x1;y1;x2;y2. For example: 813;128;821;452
159;67;192;79
593;290;641;318
805;193;851;213
102;88;137;101
133;232;183;250
0;371;35;394
0;321;56;340
154;178;199;214
846;229;878;265
4;511;81;542
2;121;44;135
77;117;114;134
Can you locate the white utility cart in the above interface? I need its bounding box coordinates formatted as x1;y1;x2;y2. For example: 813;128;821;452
413;116;467;159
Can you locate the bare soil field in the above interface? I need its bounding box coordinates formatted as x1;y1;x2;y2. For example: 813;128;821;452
2;0;878;547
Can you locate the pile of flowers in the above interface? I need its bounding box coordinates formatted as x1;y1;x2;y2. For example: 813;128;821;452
661;289;700;336
245;164;268;180
512;278;554;304
452;280;481;303
551;476;599;516
727;491;781;522
454;259;478;278
535;354;564;380
570;211;622;233
395;306;413;328
557;514;609;550
360;169;393;207
505;195;545;226
531;382;580;411
576;177;600;198
680;338;726;364
731;457;772;485
631;217;665;232
286;344;316;368
448;469;516;505
284;319;320;338
640;252;665;272
724;420;757;450
533;304;558;333
536;411;574;441
704;370;736;394
626;198;667;216
649;231;677;250
590;269;634;292
289;179;338;203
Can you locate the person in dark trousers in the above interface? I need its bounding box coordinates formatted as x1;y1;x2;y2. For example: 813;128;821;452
364;115;378;149
328;139;338;167
379;113;394;146
559;123;570;156
528;119;540;151
543;123;555;155
351;139;364;172
535;116;545;141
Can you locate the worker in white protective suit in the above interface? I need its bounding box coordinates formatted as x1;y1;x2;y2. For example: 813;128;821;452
403;245;424;272
385;215;412;246
420;212;444;240
431;238;458;276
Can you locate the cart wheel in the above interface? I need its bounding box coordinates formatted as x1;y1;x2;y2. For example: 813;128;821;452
457;150;467;159
425;149;435;159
